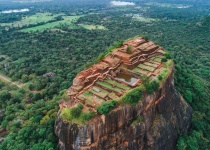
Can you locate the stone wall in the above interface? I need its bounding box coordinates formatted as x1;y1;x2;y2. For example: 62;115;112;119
55;67;192;150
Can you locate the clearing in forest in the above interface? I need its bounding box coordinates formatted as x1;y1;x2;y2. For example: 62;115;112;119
0;13;64;28
20;15;82;32
0;12;107;32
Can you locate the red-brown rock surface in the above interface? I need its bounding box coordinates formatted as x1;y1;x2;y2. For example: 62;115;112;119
55;38;192;150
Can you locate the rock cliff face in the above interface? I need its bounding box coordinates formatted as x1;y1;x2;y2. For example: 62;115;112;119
55;67;192;150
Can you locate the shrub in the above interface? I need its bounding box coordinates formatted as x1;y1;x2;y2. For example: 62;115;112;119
21;75;29;83
131;116;143;126
164;52;172;59
84;62;94;68
95;53;105;63
161;58;167;62
151;81;160;90
184;90;193;103
123;87;143;104
0;91;11;101
126;46;132;53
158;75;163;81
18;88;26;94
113;40;124;48
81;111;95;123
78;104;84;110
146;80;160;94
141;75;160;94
71;107;82;118
159;69;170;79
142;36;149;41
0;57;5;62
61;108;72;120
31;93;43;102
97;100;118;114
61;104;84;121
28;84;35;91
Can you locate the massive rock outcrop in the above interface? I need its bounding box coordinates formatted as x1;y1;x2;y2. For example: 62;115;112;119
55;37;192;150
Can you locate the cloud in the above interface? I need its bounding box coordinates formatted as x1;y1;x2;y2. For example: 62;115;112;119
110;1;135;6
1;8;29;14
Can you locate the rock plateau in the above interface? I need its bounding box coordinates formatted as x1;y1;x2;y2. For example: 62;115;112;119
55;37;192;150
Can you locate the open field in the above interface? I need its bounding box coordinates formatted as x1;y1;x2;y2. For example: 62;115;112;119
0;12;107;32
20;15;81;32
19;14;107;32
0;13;63;27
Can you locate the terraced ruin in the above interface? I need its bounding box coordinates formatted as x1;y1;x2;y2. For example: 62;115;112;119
60;37;169;113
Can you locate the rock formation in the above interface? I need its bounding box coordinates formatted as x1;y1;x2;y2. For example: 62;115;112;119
55;37;192;150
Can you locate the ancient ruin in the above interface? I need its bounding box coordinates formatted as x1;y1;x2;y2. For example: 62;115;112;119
61;37;166;111
55;37;192;150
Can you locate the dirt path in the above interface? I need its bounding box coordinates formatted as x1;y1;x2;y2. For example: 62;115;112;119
0;73;23;88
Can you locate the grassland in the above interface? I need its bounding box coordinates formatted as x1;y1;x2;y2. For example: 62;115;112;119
0;12;106;32
108;93;119;100
18;14;106;32
132;68;149;75
89;86;109;99
78;91;105;107
96;81;122;93
0;13;63;28
138;64;155;72
144;62;158;68
105;79;131;90
21;15;81;32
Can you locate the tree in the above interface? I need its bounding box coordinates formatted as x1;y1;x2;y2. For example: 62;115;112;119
184;90;193;103
71;107;82;118
97;100;118;114
0;91;11;102
126;46;132;53
123;87;142;104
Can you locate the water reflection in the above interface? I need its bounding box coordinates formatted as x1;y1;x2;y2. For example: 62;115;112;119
115;73;138;85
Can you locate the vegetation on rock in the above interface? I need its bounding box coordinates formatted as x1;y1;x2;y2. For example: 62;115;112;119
131;116;143;126
122;87;143;104
126;46;132;54
0;0;209;149
96;100;118;115
61;104;95;124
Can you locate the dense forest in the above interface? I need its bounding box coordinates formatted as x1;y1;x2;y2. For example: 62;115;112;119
0;0;209;149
